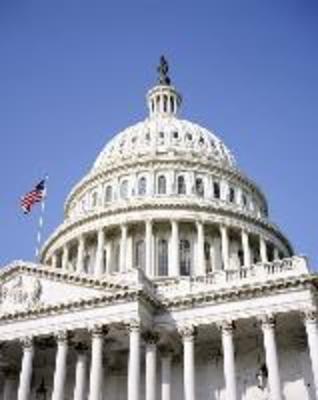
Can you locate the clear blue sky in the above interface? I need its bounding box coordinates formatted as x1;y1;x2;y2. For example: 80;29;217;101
0;1;317;268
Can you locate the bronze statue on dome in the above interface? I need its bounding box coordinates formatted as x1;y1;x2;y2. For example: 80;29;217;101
157;55;171;85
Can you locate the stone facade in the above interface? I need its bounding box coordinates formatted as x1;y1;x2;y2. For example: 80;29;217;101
0;61;317;400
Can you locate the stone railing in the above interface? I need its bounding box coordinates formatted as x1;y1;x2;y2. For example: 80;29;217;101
153;256;309;299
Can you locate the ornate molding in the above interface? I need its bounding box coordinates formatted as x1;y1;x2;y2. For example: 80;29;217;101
259;314;276;329
178;324;197;340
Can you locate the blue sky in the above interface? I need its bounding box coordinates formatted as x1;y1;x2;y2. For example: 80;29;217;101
0;1;317;267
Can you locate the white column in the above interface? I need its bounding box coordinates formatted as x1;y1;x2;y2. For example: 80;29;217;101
128;322;141;400
145;334;158;400
179;326;196;400
161;353;172;400
88;326;105;400
17;338;34;400
170;220;179;276
221;321;237;400
241;230;251;267
220;225;229;270
196;221;205;275
260;236;268;263
73;344;88;400
145;220;153;277
95;228;105;277
77;235;85;273
120;224;128;273
304;310;318;399
260;315;282;400
62;244;69;270
52;253;58;269
52;332;69;400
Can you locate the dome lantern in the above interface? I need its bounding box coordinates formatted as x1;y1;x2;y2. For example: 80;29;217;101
147;56;182;117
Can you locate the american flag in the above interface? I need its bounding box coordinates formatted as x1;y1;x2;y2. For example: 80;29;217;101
20;179;46;214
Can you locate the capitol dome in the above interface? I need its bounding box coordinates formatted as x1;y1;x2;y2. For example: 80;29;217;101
40;57;293;277
2;58;316;400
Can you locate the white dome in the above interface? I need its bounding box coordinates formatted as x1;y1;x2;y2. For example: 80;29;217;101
93;115;236;171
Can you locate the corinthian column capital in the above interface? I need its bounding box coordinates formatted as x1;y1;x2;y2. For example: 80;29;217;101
303;308;318;324
259;314;276;330
20;337;33;350
178;324;197;340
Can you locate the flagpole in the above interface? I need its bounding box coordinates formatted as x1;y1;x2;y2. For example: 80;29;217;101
35;175;48;262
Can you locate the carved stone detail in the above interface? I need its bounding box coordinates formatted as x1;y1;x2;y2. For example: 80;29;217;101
90;324;109;338
303;308;318;324
143;331;159;345
56;330;71;343
178;324;197;340
21;336;33;350
259;314;276;329
127;319;141;333
218;319;235;334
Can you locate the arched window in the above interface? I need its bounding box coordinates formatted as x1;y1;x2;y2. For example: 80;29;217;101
138;177;147;196
177;176;186;194
170;96;174;113
229;187;235;203
120;180;129;199
179;239;191;276
135;240;145;270
158;175;167;194
195;178;204;197
105;186;112;203
213;182;220;199
158;239;168;276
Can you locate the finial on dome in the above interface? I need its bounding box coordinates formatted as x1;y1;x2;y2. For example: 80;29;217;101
157;55;171;86
147;56;182;117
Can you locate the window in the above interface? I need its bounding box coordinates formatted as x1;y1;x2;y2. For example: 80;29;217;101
177;176;186;194
170;96;174;113
91;191;98;207
159;131;165;139
138;177;147;196
105;186;112;203
120;180;129;199
173;131;179;139
195;178;204;197
135;240;145;270
204;241;211;273
158;175;167;194
199;136;205;145
213;182;220;199
179;239;191;276
242;193;247;207
229;187;235;203
163;95;168;112
158;239;168;276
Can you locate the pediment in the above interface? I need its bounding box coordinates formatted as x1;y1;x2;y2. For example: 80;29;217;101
0;262;120;316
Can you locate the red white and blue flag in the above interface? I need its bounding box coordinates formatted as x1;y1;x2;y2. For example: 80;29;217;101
20;179;46;214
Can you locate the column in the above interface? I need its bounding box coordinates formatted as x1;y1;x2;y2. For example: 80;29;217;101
52;253;58;269
145;220;153;277
145;333;158;400
76;235;85;273
51;331;69;400
260;315;282;400
241;230;251;267
273;247;280;260
95;228;105;277
120;224;128;273
170;220;179;276
88;326;106;400
17;338;34;400
128;321;141;400
73;344;88;400
179;325;196;400
106;241;113;274
196;221;205;275
221;321;237;400
304;310;318;399
161;352;172;400
220;225;229;270
62;244;69;270
260;236;268;263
